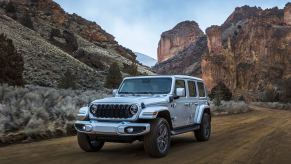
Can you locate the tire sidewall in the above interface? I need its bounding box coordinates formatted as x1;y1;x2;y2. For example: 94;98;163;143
155;119;171;155
201;113;211;139
144;118;171;157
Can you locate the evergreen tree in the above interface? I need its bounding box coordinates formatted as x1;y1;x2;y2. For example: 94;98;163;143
105;62;122;88
0;34;24;86
20;13;34;30
58;69;76;89
5;2;16;13
209;81;232;105
128;60;138;76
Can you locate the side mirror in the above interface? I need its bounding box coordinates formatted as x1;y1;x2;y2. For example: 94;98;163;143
112;89;118;96
175;88;185;98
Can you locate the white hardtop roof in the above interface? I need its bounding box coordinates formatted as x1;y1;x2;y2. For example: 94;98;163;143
124;75;203;81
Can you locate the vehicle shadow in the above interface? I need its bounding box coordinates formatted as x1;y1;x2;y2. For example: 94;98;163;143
94;134;198;157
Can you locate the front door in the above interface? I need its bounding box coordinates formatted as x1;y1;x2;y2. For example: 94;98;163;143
172;79;189;128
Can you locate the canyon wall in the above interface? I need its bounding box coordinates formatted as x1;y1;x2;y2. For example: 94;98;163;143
202;5;291;100
157;21;204;62
154;3;291;101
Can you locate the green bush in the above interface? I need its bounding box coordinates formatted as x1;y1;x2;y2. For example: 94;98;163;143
20;13;34;30
105;62;122;88
123;60;138;76
209;82;232;106
0;34;24;86
5;2;16;13
58;69;76;90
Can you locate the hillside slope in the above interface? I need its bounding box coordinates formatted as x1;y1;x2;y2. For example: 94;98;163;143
0;0;153;89
0;14;102;89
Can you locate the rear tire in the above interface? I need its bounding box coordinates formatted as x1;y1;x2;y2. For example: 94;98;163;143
194;113;211;141
77;132;104;152
144;118;171;158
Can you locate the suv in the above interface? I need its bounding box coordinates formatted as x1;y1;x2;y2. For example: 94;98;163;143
75;75;211;157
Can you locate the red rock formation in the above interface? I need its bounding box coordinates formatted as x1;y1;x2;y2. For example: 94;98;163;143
153;36;207;77
157;21;204;62
284;3;291;25
206;26;222;54
202;5;291;101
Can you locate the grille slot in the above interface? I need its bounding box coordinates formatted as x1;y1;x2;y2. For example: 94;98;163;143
90;104;135;119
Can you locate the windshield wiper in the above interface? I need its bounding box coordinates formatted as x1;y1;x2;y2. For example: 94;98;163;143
137;91;154;95
118;92;136;95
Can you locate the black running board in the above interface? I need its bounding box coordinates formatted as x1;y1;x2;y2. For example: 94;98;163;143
171;124;200;135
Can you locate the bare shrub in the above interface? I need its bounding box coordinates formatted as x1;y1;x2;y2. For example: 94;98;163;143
210;101;250;115
0;84;109;144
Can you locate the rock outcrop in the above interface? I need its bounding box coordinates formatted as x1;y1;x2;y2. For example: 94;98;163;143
206;26;222;54
284;3;291;25
154;3;291;102
202;5;291;101
153;36;207;77
157;21;204;62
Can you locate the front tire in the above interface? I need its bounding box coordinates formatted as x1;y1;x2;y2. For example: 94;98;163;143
77;132;104;152
194;113;211;141
144;118;171;158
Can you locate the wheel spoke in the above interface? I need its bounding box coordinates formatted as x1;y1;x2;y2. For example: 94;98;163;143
157;123;169;152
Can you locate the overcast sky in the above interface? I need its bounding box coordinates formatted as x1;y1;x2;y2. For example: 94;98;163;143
55;0;289;59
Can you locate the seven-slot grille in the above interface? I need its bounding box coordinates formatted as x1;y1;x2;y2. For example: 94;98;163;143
90;104;135;119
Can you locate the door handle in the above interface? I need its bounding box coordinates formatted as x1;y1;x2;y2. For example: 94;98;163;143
184;103;191;107
194;103;198;105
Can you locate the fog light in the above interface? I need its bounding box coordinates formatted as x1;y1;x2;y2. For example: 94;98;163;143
85;125;93;132
126;127;134;133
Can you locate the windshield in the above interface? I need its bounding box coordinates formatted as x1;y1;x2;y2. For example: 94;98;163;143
119;77;172;94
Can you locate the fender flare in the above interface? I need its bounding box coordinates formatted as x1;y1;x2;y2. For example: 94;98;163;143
194;104;211;124
139;106;173;129
138;106;169;119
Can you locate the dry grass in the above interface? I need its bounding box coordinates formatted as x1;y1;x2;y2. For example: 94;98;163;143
0;84;109;145
210;101;250;115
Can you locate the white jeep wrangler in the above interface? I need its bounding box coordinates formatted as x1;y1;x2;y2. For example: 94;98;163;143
75;75;211;157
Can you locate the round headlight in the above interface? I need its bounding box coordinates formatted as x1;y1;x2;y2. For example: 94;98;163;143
129;104;139;115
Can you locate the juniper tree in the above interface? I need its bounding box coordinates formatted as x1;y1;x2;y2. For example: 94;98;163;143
105;62;122;88
0;34;24;86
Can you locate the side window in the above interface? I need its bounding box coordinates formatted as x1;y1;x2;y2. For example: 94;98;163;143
175;80;186;97
197;82;206;97
188;81;197;97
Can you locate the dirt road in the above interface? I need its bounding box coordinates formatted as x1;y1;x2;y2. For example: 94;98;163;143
0;105;291;164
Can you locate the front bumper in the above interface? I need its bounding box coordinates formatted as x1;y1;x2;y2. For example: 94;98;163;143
75;120;150;136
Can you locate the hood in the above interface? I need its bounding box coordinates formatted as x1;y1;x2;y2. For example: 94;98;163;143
91;95;170;106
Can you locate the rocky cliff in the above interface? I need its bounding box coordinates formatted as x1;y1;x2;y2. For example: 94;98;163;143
202;4;291;101
0;0;153;89
153;36;207;77
154;3;291;102
157;21;204;62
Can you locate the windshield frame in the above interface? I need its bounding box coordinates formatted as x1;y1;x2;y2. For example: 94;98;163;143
117;77;174;95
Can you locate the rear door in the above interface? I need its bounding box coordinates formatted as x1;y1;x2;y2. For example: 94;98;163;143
197;81;208;105
186;80;198;125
